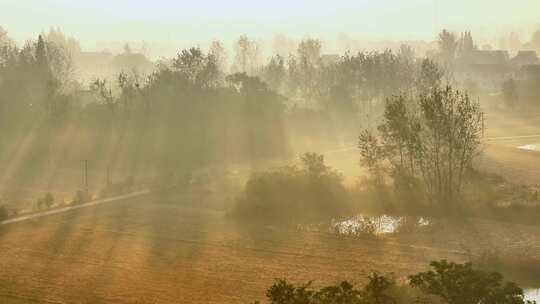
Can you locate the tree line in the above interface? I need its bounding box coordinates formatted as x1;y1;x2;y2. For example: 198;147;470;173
0;27;450;188
253;260;535;304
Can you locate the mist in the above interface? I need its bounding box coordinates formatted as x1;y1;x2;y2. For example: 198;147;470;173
2;0;539;57
1;1;540;303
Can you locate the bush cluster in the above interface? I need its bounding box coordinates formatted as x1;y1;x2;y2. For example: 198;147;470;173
231;153;352;225
254;260;534;304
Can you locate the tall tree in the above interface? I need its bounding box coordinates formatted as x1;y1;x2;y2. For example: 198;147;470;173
35;35;48;67
296;39;323;105
261;54;286;93
410;260;527;304
417;58;443;94
233;35;259;75
208;40;228;73
458;31;476;57
297;39;322;67
0;26;11;46
173;47;219;88
359;85;483;208
438;29;458;66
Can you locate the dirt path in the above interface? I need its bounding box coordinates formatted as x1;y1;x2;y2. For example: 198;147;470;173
1;190;151;226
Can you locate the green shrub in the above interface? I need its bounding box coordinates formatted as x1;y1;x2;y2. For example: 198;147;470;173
254;260;534;304
44;192;54;208
231;153;352;225
258;272;396;304
409;260;531;304
36;192;55;210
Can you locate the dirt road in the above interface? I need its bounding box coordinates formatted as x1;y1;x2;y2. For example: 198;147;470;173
1;190;151;226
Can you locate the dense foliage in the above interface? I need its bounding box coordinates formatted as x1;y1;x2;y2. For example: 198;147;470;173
358;85;483;210
257;272;397;304
410;260;531;304
0;28;455;192
254;260;534;304
231;153;351;224
0;35;287;191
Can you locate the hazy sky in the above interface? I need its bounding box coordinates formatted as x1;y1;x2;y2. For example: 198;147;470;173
1;0;539;52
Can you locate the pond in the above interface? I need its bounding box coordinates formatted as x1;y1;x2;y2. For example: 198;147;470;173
331;214;430;235
525;289;540;302
518;144;540;151
297;214;430;236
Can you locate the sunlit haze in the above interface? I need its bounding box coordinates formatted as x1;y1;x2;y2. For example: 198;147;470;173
1;0;539;55
1;1;540;303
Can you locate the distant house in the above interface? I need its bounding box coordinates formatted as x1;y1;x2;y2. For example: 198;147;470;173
511;51;539;67
520;64;540;80
455;50;512;92
516;64;540;104
459;50;510;66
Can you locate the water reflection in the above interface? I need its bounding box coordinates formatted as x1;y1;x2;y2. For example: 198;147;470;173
525;289;540;302
332;215;430;235
298;214;430;236
518;144;540;151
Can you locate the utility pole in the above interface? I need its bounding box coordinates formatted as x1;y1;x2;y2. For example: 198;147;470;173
107;165;111;187
84;160;88;193
479;97;485;138
482;112;485;137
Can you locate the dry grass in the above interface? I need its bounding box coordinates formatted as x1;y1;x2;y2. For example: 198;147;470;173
0;190;463;304
1;187;540;303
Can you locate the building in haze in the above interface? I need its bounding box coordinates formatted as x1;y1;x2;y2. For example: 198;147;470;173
511;51;539;67
455;50;512;92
